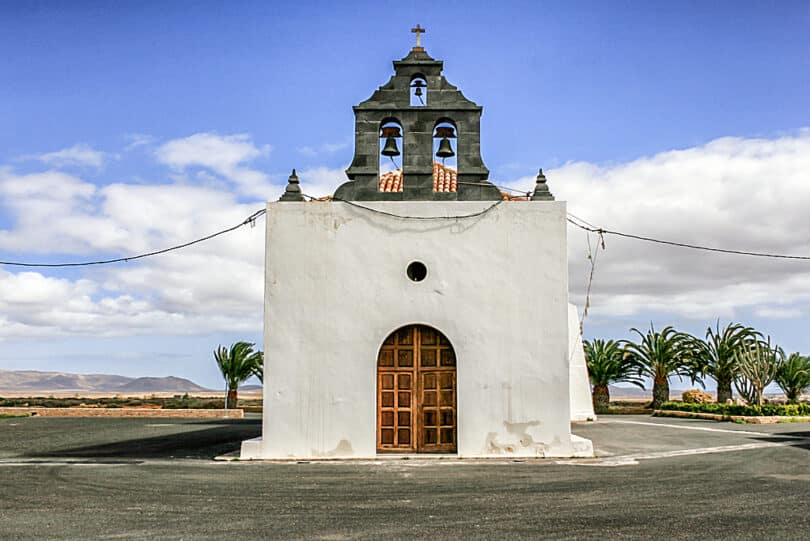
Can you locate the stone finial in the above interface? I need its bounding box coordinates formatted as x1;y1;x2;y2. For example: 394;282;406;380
279;169;305;201
530;168;554;201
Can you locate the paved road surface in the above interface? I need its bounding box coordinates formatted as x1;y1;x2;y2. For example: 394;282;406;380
1;414;809;540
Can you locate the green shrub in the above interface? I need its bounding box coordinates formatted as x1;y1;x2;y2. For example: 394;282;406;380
659;401;810;417
682;389;714;403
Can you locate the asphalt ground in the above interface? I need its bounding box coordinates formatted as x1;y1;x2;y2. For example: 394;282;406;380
1;414;809;540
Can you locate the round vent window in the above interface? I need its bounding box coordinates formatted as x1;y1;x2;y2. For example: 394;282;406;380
407;261;428;282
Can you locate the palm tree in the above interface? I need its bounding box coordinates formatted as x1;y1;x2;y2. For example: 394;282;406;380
584;339;644;413
622;324;698;409
686;322;760;404
774;352;810;404
252;360;264;384
214;342;263;409
734;337;782;406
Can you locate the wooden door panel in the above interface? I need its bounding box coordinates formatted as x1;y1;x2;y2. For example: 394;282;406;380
377;326;416;452
377;325;456;453
377;368;415;450
418;368;456;452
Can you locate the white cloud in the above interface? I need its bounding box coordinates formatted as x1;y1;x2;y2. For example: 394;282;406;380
754;306;803;319
0;169;124;254
155;133;274;197
0;149;269;338
502;129;810;322
0;147;337;338
0;176;266;338
0;264;262;339
297;141;349;157
124;133;156;151
296;166;347;198
2;131;809;341
0;137;346;343
23;144;108;169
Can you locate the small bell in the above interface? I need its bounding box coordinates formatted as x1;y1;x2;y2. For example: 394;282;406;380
412;79;425;97
436;137;455;159
381;136;400;157
380;126;402;157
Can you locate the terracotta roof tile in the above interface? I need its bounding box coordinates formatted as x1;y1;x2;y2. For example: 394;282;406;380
379;169;403;192
377;162;458;193
499;191;529;201
432;162;457;192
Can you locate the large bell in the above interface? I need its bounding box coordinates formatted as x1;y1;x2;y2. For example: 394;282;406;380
381;136;400;157
436;137;455;159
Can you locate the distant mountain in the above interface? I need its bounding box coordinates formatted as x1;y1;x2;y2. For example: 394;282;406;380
241;384;263;391
0;369;133;392
609;385;692;400
116;376;208;393
0;369;211;393
608;385;649;399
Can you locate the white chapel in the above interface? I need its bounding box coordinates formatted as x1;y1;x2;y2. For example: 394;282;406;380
241;31;594;459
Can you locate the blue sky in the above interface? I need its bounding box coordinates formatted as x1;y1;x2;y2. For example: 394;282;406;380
1;1;809;389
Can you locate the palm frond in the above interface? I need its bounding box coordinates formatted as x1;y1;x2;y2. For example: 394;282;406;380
584;338;645;389
621;324;698;383
214;341;263;390
775;352;810;403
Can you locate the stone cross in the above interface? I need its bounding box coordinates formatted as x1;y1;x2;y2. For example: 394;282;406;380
411;24;426;48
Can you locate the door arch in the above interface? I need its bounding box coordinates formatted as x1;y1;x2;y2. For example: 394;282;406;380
377;324;457;453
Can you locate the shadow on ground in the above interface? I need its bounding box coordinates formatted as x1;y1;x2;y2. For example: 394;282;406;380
24;419;261;459
753;430;810;451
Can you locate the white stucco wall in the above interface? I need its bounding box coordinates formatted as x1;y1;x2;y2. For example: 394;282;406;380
242;200;592;459
568;304;596;421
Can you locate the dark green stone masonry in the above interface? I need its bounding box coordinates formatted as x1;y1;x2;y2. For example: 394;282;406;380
334;47;501;201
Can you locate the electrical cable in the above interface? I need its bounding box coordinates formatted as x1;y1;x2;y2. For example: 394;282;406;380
579;229;605;334
307;193;504;220
0;209;266;268
4;194;810;268
566;218;810;260
567;212;599;230
455;180;532;197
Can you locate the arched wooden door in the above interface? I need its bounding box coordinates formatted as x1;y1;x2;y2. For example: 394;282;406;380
377;325;457;453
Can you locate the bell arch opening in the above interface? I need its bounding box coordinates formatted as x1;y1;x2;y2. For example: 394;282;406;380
376;324;457;454
433;120;457;192
410;74;427;106
379;118;403;192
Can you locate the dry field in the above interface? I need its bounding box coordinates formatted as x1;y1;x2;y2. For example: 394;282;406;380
0;389;263;399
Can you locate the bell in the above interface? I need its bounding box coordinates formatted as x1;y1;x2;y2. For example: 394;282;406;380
436;137;455;159
414;86;423;97
381;136;400;157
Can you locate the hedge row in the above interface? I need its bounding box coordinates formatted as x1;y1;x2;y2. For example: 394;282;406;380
659;401;810;417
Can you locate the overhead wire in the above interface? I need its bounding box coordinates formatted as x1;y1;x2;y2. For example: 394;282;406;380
0;195;503;268
3;191;810;267
305;193;505;220
0;209;267;268
579;228;605;334
455;180;533;197
565;218;810;261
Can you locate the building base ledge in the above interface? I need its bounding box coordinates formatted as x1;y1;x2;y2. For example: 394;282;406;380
237;436;595;461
